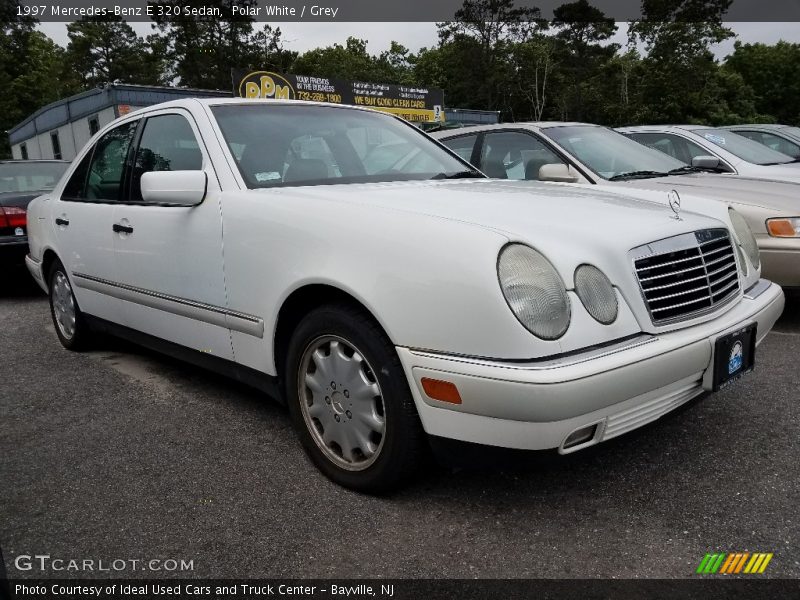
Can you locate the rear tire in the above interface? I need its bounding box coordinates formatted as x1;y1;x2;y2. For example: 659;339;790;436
48;260;92;351
285;304;426;493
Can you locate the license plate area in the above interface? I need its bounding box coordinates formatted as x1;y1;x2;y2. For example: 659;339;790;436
712;323;757;391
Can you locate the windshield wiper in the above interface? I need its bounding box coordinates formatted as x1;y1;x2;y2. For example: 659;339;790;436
431;169;485;180
667;165;715;175
608;170;668;181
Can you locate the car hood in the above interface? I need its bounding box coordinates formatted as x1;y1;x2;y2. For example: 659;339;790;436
608;174;800;213
0;190;45;209
253;178;722;254
740;163;800;183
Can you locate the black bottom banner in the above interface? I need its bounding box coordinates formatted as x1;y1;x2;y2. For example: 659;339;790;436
3;579;800;600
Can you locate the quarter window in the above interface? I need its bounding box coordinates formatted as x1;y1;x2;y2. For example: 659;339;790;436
85;121;137;201
20;143;28;160
88;116;100;136
130;114;203;201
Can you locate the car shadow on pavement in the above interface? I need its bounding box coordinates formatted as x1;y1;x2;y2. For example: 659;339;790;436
0;265;44;299
775;287;800;332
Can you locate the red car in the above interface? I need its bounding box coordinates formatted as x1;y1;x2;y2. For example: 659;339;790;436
0;160;69;266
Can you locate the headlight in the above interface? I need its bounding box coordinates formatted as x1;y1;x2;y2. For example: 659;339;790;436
766;217;800;238
728;208;760;270
574;265;618;324
498;244;570;340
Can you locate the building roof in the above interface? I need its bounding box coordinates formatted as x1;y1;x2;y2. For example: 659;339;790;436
8;83;230;145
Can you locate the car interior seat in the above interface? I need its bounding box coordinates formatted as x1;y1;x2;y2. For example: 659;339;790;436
283;158;329;182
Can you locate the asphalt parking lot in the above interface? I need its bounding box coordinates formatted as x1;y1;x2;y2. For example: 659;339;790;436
1;267;798;579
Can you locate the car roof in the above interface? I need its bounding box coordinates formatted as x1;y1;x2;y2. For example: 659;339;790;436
123;96;387;119
618;125;709;133
430;121;601;137
727;123;787;130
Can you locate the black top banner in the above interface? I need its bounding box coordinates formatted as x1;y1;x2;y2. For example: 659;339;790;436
15;0;800;21
232;70;445;123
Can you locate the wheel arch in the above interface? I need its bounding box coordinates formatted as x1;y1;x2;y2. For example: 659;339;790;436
272;283;395;377
40;248;61;288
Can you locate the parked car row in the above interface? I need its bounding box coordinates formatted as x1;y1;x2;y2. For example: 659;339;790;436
16;99;793;492
432;123;800;288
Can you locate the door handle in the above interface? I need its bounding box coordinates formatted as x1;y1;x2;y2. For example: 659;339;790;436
55;217;69;226
112;223;134;234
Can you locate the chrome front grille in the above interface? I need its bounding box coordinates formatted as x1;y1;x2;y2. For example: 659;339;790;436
633;229;740;324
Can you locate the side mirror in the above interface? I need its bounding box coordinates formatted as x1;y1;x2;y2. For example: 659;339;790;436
538;163;579;183
691;155;721;170
140;170;207;206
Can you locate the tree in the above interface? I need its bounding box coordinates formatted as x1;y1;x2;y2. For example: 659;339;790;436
249;24;297;73
551;0;617;120
510;35;557;121
149;0;260;89
1;0;76;157
725;41;800;124
436;0;546;113
65;17;165;87
627;0;735;123
292;37;410;83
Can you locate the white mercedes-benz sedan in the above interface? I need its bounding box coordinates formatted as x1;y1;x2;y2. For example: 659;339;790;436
26;99;785;492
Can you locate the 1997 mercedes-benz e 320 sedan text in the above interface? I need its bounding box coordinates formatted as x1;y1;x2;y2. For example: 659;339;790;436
26;99;785;491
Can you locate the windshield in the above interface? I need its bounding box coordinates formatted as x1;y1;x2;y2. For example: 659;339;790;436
211;104;474;188
690;128;795;165
0;161;68;193
540;125;686;180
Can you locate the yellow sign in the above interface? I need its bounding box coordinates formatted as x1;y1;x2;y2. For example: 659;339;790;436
232;69;445;123
239;71;296;100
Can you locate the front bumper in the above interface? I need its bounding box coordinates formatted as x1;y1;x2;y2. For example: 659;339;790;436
398;280;784;452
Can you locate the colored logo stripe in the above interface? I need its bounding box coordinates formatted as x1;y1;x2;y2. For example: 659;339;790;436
696;553;773;574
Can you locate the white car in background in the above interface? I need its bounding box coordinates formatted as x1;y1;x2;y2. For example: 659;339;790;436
725;124;800;160
618;125;800;183
432;123;800;288
25;99;784;491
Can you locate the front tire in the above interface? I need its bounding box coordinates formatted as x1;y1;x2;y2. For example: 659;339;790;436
48;260;92;351
285;304;425;493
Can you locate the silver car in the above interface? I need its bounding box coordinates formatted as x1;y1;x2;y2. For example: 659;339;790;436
618;125;800;183
725;124;800;160
431;123;800;288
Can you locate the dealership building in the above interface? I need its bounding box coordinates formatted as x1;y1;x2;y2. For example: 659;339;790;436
7;84;229;161
7;83;499;161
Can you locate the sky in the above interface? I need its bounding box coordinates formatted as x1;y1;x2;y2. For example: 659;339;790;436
37;21;800;60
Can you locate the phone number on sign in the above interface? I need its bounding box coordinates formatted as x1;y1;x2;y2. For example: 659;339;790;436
297;92;344;103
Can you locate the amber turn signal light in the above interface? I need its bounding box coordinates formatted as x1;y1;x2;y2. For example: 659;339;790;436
766;218;800;238
421;377;462;404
